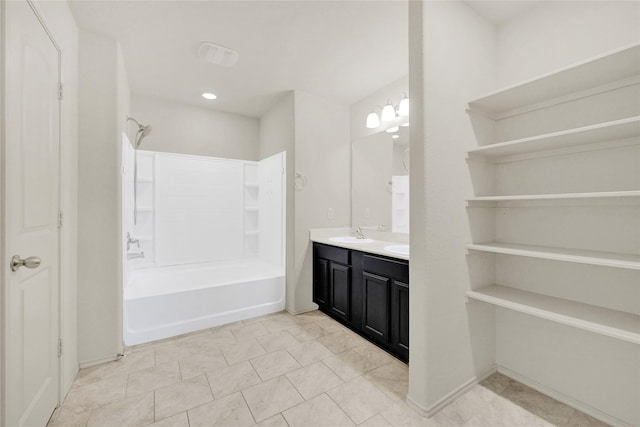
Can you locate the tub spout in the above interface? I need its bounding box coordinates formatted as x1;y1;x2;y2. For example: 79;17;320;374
127;251;145;260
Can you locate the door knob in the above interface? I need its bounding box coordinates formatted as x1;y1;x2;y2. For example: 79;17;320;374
10;255;41;272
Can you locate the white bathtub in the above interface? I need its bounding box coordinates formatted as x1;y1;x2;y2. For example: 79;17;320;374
123;259;285;345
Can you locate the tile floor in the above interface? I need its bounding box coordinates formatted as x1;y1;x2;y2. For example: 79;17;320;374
48;310;608;427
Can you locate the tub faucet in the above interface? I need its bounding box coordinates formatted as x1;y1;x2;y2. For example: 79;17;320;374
127;251;145;260
127;232;140;251
353;226;367;239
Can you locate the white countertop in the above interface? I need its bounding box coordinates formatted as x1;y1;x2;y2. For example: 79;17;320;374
309;228;409;261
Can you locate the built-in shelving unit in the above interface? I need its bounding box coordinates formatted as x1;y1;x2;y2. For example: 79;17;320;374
467;242;640;270
243;163;259;255
467;116;640;158
467;285;640;345
465;43;640;425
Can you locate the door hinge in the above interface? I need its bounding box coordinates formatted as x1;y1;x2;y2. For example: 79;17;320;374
58;211;63;229
58;82;64;100
58;338;63;358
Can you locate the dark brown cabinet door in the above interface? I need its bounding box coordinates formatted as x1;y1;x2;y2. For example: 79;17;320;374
329;262;351;322
313;257;329;308
391;281;409;361
363;272;391;346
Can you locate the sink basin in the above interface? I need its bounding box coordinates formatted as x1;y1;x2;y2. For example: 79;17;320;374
329;236;374;244
384;244;410;255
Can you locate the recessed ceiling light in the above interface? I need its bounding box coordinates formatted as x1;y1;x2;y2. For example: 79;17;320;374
202;92;217;100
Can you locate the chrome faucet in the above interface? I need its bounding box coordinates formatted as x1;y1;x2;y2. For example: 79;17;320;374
353;226;367;239
126;232;140;251
127;251;145;260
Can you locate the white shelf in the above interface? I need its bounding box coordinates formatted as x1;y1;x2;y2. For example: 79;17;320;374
467;242;640;270
245;230;259;236
467;285;640;345
467;117;640;158
467;190;640;203
244;207;259;212
137;177;153;183
244;183;259;188
468;43;640;117
137;206;153;212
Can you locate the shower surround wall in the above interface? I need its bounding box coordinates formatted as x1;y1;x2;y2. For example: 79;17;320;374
122;149;286;345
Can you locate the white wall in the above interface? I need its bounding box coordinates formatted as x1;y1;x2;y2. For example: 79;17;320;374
259;93;296;311
351;76;409;141
131;94;259;161
78;30;130;366
293;91;351;313
408;0;497;414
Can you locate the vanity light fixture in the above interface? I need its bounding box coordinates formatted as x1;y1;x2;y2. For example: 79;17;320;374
381;100;396;122
392;134;400;139
202;92;217;100
366;110;381;128
400;121;409;127
385;126;399;133
398;93;409;117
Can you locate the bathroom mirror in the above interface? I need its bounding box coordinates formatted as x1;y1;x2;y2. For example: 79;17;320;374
352;125;409;233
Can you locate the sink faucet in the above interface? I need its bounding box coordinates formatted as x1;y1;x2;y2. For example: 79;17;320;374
353;226;367;239
126;232;140;251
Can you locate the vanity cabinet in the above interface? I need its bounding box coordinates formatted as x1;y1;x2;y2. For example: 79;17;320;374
313;242;409;362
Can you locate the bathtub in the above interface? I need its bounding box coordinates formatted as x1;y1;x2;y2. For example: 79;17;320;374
123;259;285;345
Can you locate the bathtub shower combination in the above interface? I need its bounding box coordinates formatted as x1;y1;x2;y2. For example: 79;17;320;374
121;140;286;345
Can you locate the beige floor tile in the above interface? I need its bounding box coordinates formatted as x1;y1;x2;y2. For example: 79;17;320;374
46;407;91;427
207;329;239;347
565;411;611;427
359;414;393;427
319;331;364;354
179;349;228;379
257;330;300;353
86;392;153;427
206;360;262;399
250;349;301;381
154;375;214;420
187;392;255;427
314;318;345;334
261;316;299;333
63;374;129;414
222;339;267;365
126;361;181;397
290;311;326;325
352;341;396;368
287;340;334;366
328;376;394;424
479;372;513;395
500;381;576;425
154;333;223;365
364;361;409;401
242;312;283;325
287;323;328;342
431;385;496;426
256;414;289;427
283;393;355;427
231;322;270;341
286;361;344;400
462;394;553;427
242;376;304;422
323;349;380;381
72;351;155;388
147;412;189;427
380;400;436;427
210;320;245;332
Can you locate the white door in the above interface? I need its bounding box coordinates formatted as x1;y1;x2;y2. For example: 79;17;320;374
3;1;61;426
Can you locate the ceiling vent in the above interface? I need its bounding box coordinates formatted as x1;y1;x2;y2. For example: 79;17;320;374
197;42;239;67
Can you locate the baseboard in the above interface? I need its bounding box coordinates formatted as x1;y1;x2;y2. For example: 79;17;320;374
286;304;319;315
406;366;497;417
78;354;120;369
497;366;633;427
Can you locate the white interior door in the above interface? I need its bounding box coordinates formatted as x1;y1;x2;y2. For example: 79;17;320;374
3;1;61;426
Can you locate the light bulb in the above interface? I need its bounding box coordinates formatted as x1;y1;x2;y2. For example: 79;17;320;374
392;134;400;139
381;101;396;122
398;94;409;117
366;111;380;129
202;92;217;100
385;126;399;133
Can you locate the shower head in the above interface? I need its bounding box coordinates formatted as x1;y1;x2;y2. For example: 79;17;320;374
127;117;152;148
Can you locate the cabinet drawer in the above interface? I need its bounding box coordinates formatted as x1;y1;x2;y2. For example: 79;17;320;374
314;243;350;264
363;255;409;283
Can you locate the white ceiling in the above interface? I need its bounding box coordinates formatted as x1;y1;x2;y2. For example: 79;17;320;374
68;0;409;118
465;1;539;25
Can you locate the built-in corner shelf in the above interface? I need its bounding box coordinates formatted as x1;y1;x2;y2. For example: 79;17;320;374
467;242;640;270
244;183;259;189
468;43;640;117
466;190;640;205
244;230;259;236
137;235;153;241
467;116;640;158
137;206;153;212
244;207;259;212
467;285;640;345
137;177;153;183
